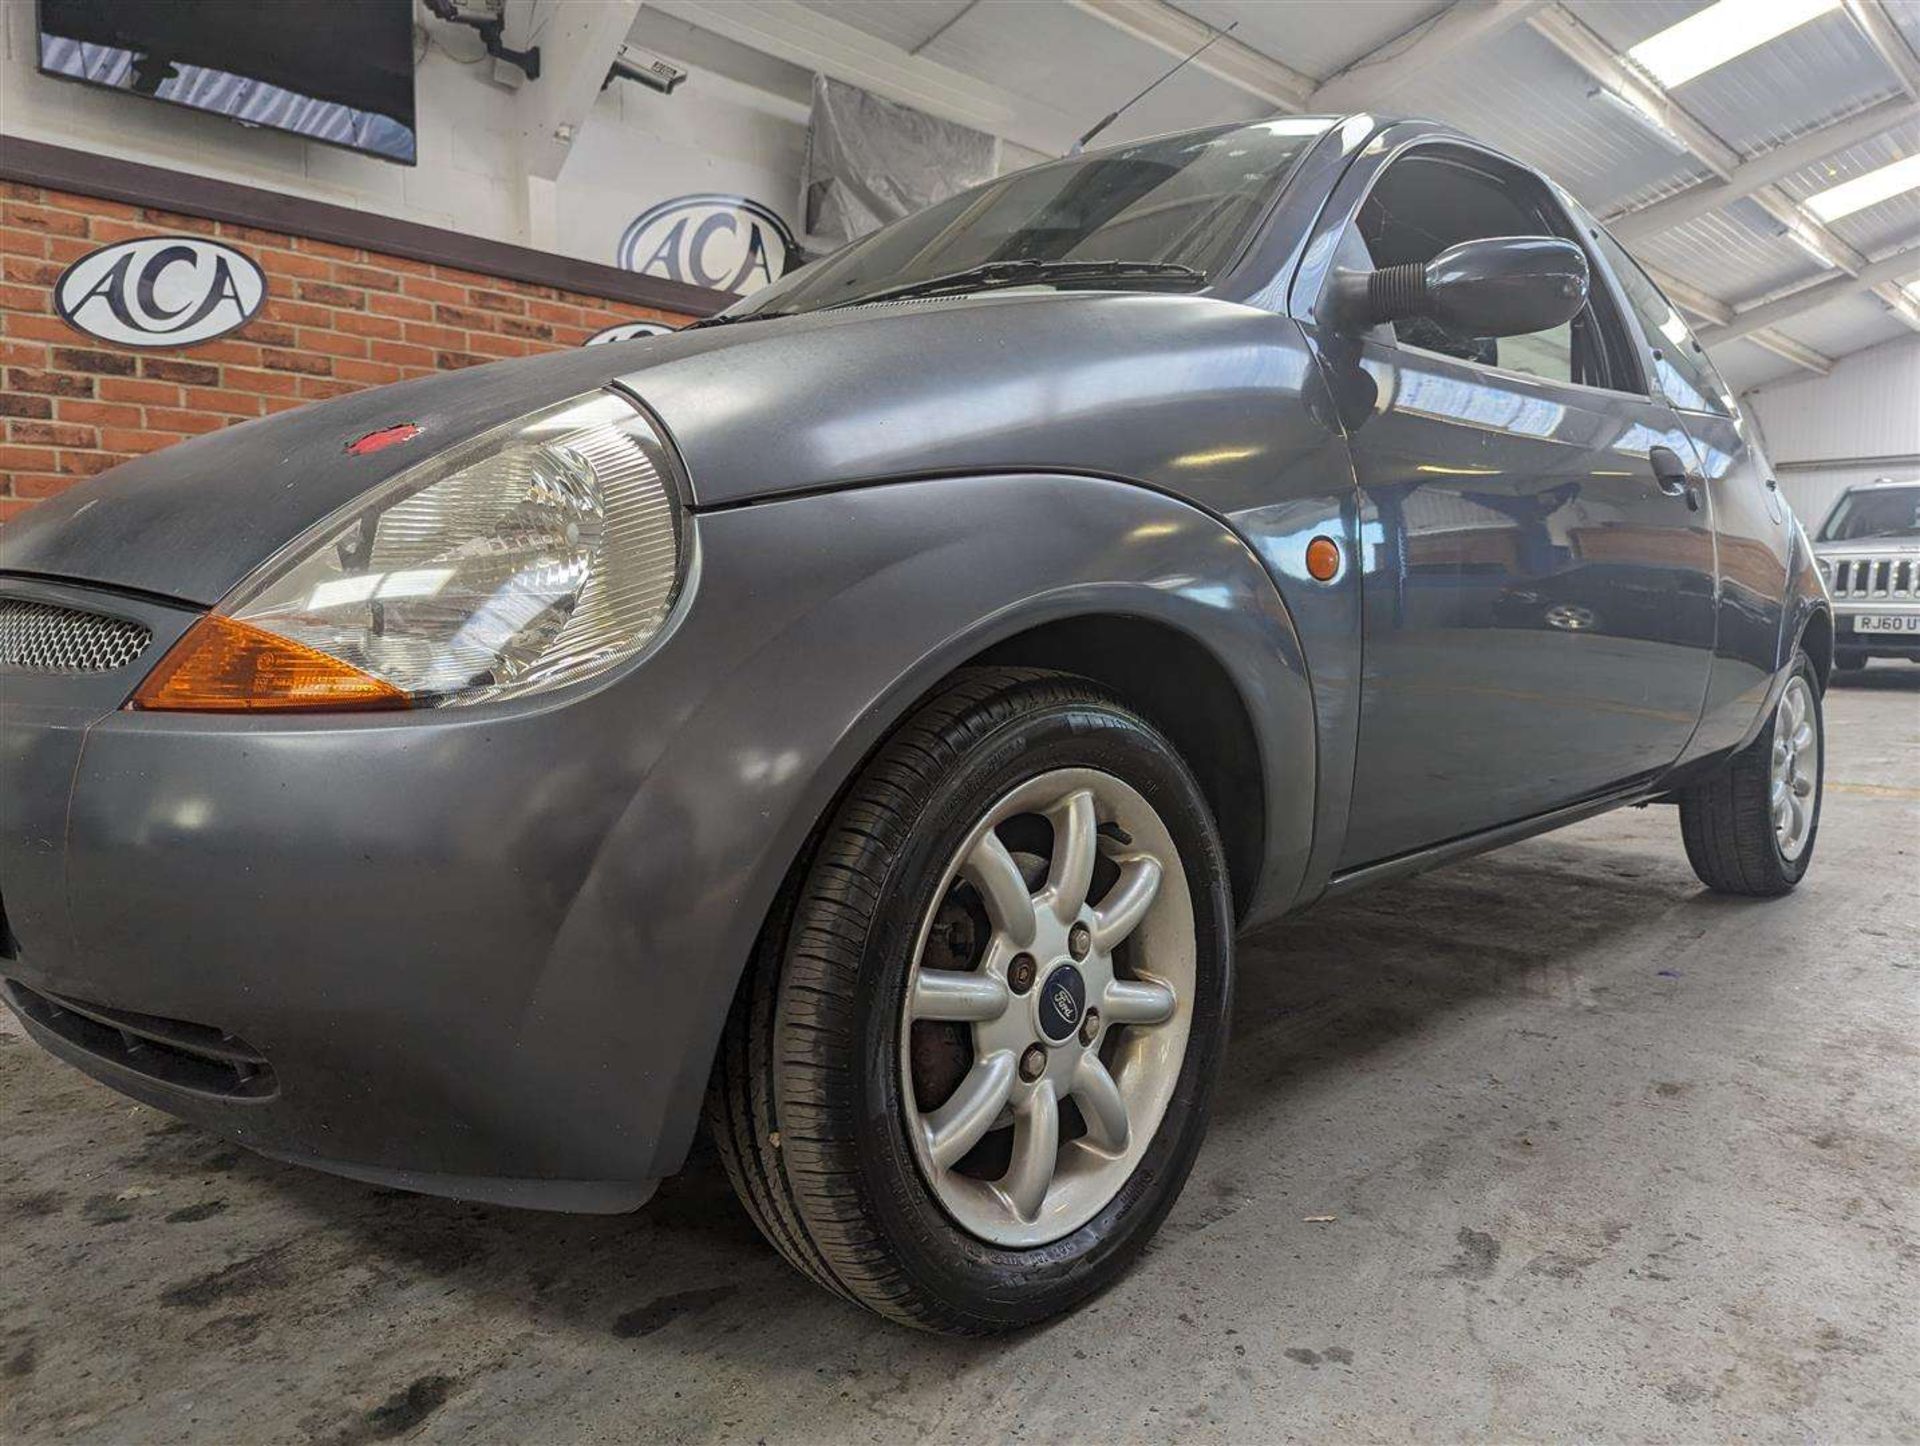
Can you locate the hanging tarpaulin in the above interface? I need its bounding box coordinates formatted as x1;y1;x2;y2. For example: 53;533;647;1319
803;74;998;245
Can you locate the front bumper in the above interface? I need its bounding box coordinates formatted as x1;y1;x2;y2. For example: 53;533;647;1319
1833;601;1920;659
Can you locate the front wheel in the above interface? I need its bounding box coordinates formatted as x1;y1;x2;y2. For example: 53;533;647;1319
1677;654;1824;896
706;668;1234;1333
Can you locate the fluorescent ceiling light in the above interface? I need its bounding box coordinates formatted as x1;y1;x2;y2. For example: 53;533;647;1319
1804;152;1920;221
1628;0;1841;87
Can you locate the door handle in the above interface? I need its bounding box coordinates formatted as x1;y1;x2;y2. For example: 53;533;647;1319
1648;446;1701;512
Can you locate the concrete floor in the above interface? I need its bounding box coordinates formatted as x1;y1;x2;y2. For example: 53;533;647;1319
3;671;1915;1445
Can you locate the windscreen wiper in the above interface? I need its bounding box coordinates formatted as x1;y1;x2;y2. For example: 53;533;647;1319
839;259;1205;309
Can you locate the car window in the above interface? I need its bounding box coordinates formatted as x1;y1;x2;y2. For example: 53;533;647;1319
1819;485;1920;541
1591;229;1735;417
1349;150;1639;394
730;119;1330;318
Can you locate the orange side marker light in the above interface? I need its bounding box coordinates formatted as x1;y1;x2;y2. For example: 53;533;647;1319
131;615;409;713
1305;535;1341;582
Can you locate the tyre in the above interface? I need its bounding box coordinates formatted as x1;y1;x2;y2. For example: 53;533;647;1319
705;667;1234;1333
1678;653;1824;896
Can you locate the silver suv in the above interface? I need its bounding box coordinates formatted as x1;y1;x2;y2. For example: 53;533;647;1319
1815;479;1920;671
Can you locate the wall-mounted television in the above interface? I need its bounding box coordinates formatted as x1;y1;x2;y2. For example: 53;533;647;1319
36;0;417;165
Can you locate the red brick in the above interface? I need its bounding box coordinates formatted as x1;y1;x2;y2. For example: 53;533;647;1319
331;262;402;292
0;182;44;203
4;315;82;345
261;348;332;376
258;300;335;329
0;227;50;259
98;377;178;405
434;304;499;332
66;194;141;222
499;315;556;342
183;387;264;416
525;298;587;327
296;281;366;310
9;420;97;447
296;327;367;359
222;366;299;397
2;203;88;238
46;236;92;264
86;217;158;245
242;321;297;348
0;392;53;419
141;358;220;385
370;340;434;368
56;450;134;476
294;237;365;263
190;340;264;367
467;289;526;315
369;291;433;321
0;497;38;520
0;444;59;471
434;351;491;370
8;368;92;397
143;408;227;436
333;358;402;386
402;274;466;306
402;322;466;351
332;310;404;341
466;332;528;359
262;396;307;415
3;255;61;286
223;224;296;248
0;339;49;367
100;428;184;453
138;208;215;235
297;377;359;400
56;398;142;427
0;282;47;311
51;346;138;377
258;246;333;280
13;472;84;497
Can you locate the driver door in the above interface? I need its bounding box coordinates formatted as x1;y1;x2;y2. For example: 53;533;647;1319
1299;143;1718;867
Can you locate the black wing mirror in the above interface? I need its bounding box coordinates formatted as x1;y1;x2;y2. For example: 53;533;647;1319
1325;236;1590;339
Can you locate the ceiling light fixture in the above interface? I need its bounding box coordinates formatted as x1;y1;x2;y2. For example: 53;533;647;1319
1627;0;1841;88
1804;152;1920;221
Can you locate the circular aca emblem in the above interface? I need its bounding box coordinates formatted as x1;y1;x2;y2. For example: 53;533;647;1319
616;195;797;296
55;236;266;348
583;320;677;346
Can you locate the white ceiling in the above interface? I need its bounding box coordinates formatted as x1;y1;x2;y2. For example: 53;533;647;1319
685;0;1920;392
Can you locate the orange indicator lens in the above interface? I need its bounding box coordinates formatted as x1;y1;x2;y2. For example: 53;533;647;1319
131;615;410;713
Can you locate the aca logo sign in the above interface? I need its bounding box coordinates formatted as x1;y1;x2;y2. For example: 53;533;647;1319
55;237;266;348
584;320;677;346
616;195;797;295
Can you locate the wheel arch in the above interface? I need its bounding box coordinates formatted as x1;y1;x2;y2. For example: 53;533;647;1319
1798;605;1833;693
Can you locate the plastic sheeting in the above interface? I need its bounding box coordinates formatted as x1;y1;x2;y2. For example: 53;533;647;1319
803;75;997;246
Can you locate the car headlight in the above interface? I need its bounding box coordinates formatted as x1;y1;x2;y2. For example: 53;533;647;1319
133;391;683;712
1815;557;1832;583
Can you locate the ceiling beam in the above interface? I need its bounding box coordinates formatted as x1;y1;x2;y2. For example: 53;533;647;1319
514;0;645;181
1697;241;1920;343
650;0;1066;154
1306;0;1553;112
1065;0;1315;111
1606;96;1920;243
1647;265;1834;373
1843;0;1920;97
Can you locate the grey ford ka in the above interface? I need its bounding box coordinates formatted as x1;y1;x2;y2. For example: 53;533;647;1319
0;115;1831;1333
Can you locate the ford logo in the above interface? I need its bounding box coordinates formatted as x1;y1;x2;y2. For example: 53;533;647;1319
1035;963;1086;1042
55;236;266;349
583;320;677;346
617;194;798;296
1051;983;1077;1019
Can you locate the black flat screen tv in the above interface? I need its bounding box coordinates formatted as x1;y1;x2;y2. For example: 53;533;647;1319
37;0;417;165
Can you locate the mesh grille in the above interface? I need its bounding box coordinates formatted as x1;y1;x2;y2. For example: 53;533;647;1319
0;599;152;674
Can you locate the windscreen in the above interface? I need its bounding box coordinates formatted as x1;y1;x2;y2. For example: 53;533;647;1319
1820;485;1920;542
734;117;1333;317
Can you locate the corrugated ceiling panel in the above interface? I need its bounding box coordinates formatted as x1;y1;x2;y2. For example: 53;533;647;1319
924;0;1273;153
1566;0;1702;52
1711;335;1803;394
1770;294;1914;357
1666;10;1901;157
1383;23;1708;211
1170;0;1448;84
1776;118;1920;258
1633;208;1827;302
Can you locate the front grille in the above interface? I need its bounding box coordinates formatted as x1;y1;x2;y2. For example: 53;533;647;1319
4;980;276;1100
0;599;152;673
1829;556;1917;599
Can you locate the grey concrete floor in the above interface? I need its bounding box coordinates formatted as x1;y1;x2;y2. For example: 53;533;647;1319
3;672;1916;1445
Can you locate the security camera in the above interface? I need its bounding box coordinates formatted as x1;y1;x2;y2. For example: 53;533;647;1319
605;44;687;95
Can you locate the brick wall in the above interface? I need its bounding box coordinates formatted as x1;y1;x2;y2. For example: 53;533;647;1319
0;182;695;523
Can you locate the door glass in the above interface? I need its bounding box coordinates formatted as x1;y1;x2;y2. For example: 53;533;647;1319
1351;151;1634;392
1591;229;1735;417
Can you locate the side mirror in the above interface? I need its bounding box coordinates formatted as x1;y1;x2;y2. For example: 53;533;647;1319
1325;236;1590;339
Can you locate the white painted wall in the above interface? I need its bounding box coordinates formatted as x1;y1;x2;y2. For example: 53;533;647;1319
0;0;809;284
1746;336;1920;532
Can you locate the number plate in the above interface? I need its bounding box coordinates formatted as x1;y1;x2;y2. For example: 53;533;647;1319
1853;614;1920;633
